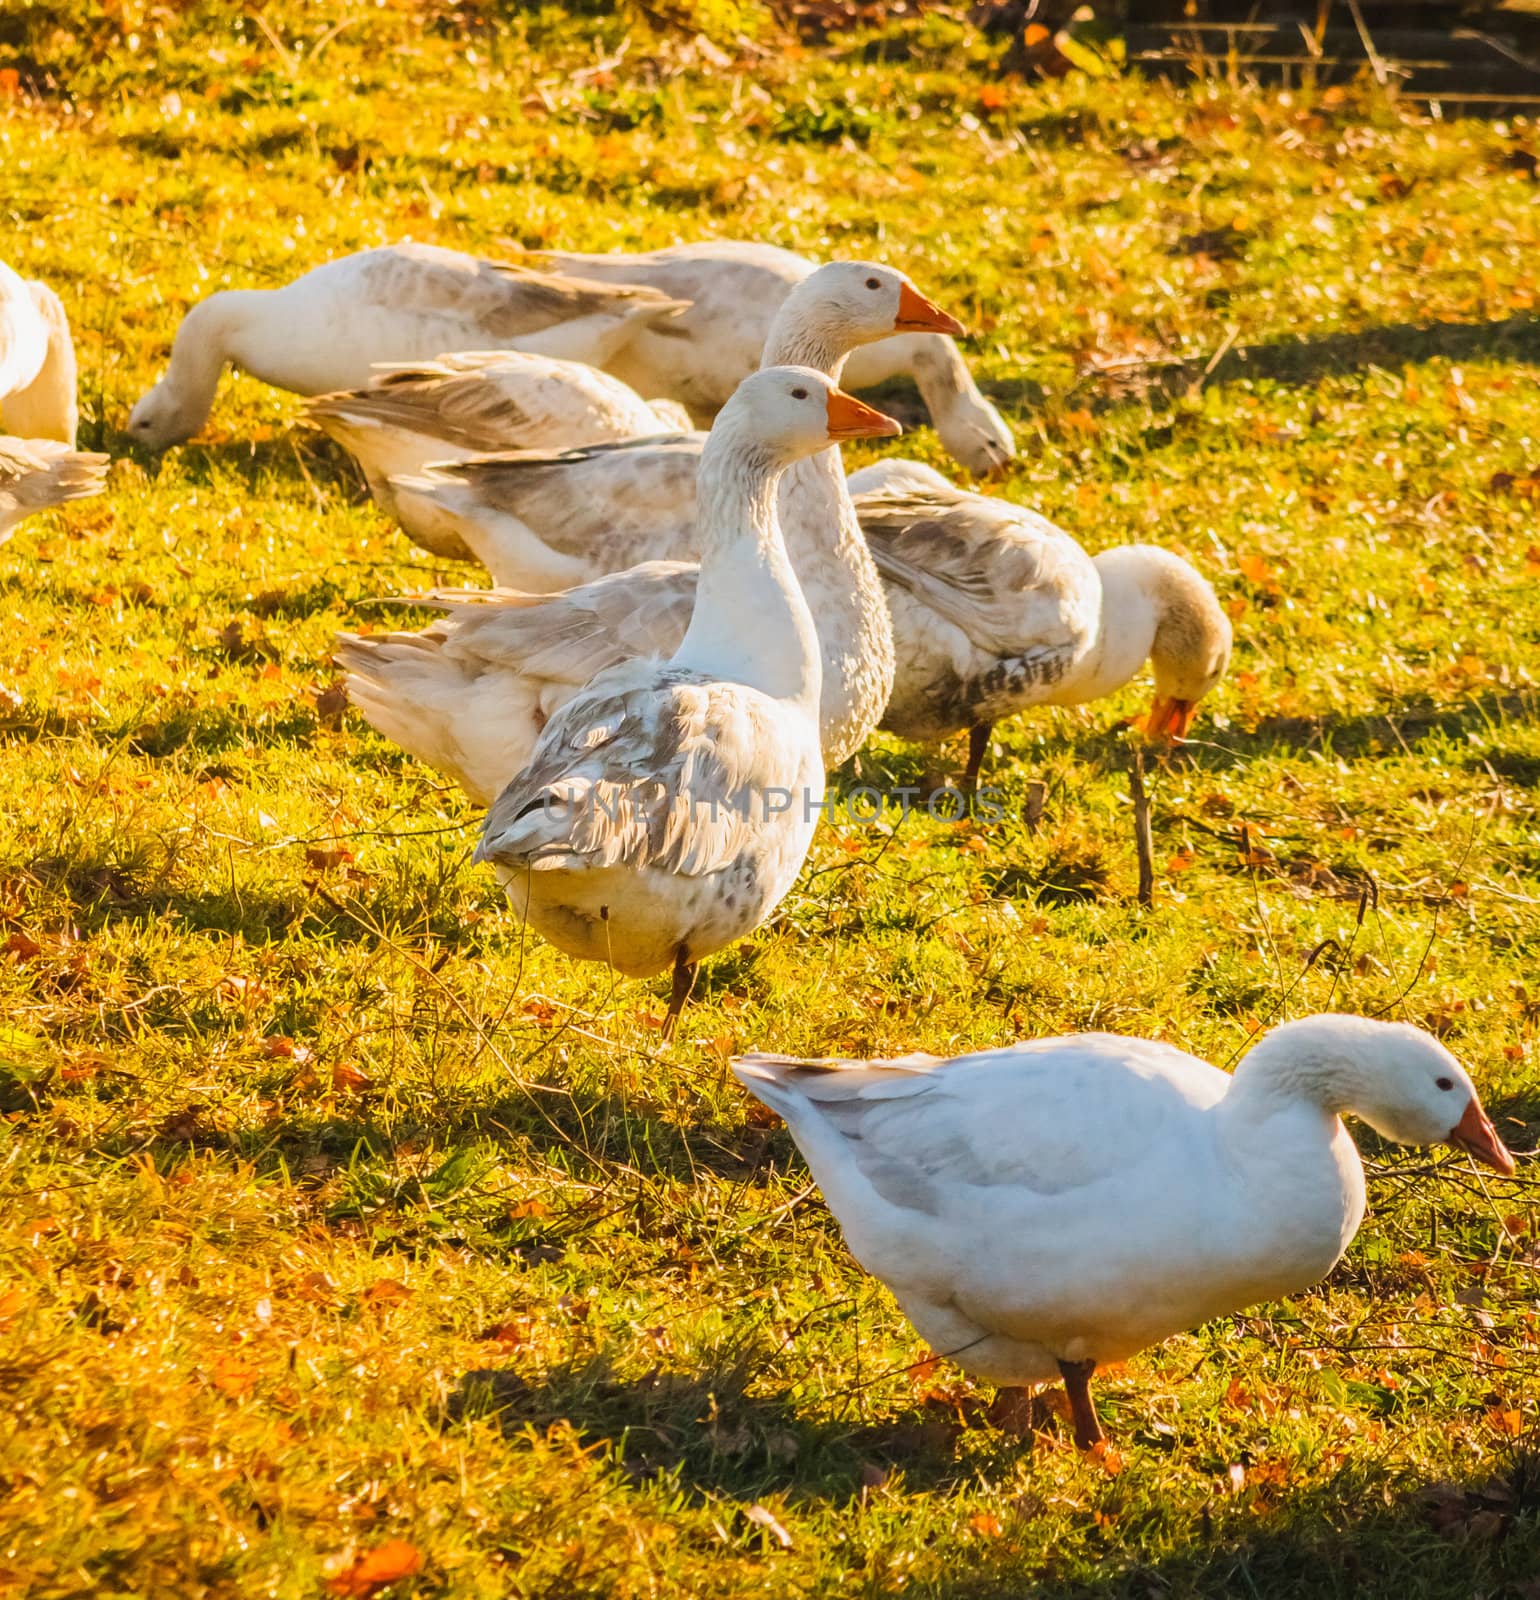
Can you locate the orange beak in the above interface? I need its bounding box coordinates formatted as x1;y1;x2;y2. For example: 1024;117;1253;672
1448;1098;1515;1176
1145;694;1198;743
896;281;966;338
826;387;903;442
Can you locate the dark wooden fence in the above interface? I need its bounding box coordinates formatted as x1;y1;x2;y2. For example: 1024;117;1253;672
1121;2;1540;109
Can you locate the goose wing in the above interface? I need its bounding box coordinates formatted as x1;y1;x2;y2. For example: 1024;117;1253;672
410;559;700;685
857;486;1092;655
478;669;796;877
427;433;705;564
735;1036;1227;1222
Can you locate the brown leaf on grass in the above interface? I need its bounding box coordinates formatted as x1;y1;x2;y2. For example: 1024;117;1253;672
361;1279;413;1308
1089;1440;1124;1476
315;681;349;731
4;931;41;960
325;1540;422;1596
306;846;355;873
1417;1476;1515;1538
969;1512;1003;1538
295;1270;341;1304
332;1061;373;1092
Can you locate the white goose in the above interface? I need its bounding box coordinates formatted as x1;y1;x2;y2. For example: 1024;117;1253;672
475;367;900;1034
1;260;78;446
304;352;691;555
383;261;961;586
844;462;1232;785
530;239;1015;475
0;437;109;544
124;243;689;449
734;1014;1516;1448
336;263;958;795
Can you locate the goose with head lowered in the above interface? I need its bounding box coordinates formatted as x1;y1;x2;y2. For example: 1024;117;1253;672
474;367;900;1035
124;243;689;449
1;259;79;446
527;239;1014;475
304;352;691;554
844;460;1232;785
734;1014;1516;1450
335;262;960;799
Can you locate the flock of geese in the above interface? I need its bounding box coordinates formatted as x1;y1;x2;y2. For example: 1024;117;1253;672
2;236;1518;1450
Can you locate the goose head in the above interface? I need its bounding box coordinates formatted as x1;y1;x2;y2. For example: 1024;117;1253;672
767;262;963;372
1246;1015;1515;1174
126;371;208;449
126;295;238;448
711;365;903;469
1081;545;1231;738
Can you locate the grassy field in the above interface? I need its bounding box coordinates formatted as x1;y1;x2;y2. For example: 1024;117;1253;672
3;2;1540;1595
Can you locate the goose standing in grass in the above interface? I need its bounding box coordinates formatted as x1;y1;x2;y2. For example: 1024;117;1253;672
475;367;900;1035
734;1015;1515;1449
124;243;689;449
528;239;1014;474
0;437;109;544
843;461;1232;785
0;260;79;446
304;352;691;553
336;262;959;798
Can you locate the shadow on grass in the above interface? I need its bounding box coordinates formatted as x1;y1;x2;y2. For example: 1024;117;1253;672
442;1351;1540;1597
445;1347;988;1505
1213;311;1540;392
1183;686;1540;773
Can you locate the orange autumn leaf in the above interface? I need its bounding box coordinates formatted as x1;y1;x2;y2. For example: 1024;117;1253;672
969;1511;1003;1537
211;1355;258;1398
1238;553;1272;585
326;1540;422;1596
332;1061;373;1092
907;1351;940;1384
361;1278;413;1307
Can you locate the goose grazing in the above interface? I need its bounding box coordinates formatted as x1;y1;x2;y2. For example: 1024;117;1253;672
843;462;1232;785
734;1014;1516;1449
124;243;690;449
528;239;1014;475
0;436;109;543
0;260;79;446
474;367;901;1035
336;262;960;796
305;352;691;553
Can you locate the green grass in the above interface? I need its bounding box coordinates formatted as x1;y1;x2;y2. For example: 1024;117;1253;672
2;2;1539;1595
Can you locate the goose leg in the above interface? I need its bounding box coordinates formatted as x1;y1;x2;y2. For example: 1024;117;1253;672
1056;1358;1103;1450
964;722;993;791
661;946;697;1041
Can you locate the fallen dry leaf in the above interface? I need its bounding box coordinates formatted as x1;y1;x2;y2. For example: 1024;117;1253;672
326;1539;422;1596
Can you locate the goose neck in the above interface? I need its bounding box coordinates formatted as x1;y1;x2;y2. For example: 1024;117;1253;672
674;433;821;710
1057;548;1161;703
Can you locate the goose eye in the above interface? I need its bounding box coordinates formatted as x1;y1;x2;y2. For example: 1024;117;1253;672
865;277;881;290
791;386;809;400
1436;1076;1454;1091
